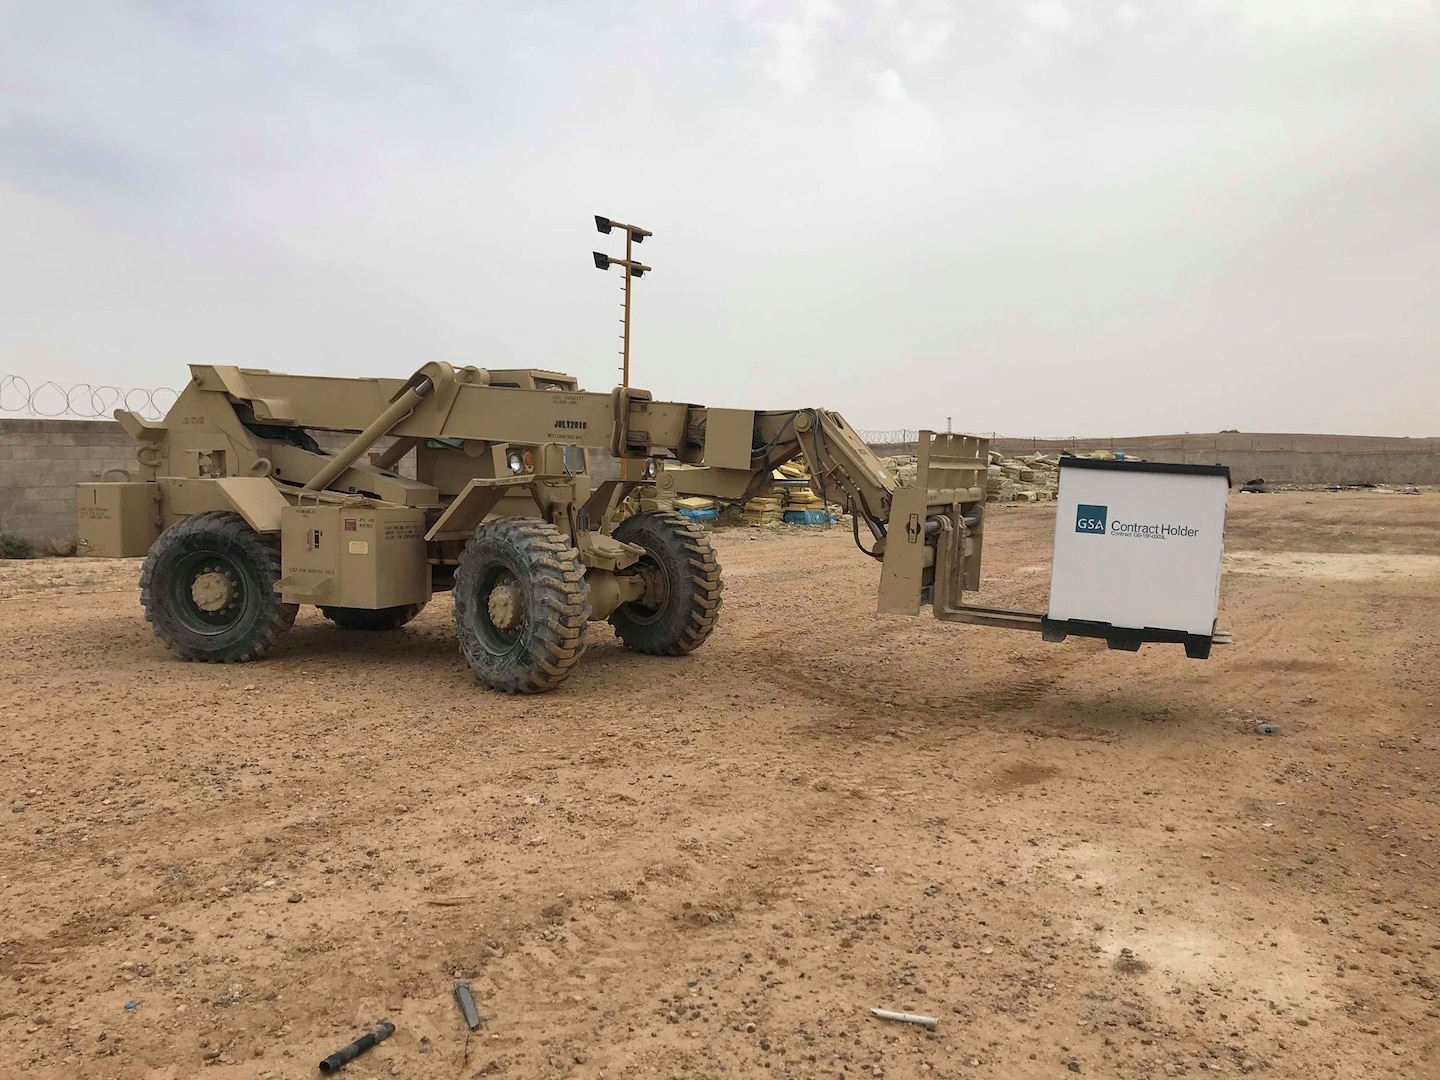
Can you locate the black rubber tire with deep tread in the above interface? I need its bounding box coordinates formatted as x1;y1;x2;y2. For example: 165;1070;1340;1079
452;517;591;694
139;511;297;663
609;510;723;655
320;603;427;631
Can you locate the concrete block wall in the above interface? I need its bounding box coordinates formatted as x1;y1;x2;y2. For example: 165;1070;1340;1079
0;420;138;544
1102;448;1439;486
986;434;1440;486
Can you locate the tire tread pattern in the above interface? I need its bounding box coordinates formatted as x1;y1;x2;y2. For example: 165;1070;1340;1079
453;517;591;694
139;511;297;663
609;510;723;656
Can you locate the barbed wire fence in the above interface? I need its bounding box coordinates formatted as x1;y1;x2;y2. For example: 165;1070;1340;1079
0;374;180;421
856;429;916;445
858;428;1005;446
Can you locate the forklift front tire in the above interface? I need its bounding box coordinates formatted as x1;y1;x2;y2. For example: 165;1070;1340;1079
453;517;591;693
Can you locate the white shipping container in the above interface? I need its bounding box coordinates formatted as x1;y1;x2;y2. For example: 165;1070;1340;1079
1047;458;1230;644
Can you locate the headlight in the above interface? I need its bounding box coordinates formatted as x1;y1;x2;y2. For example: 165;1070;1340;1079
507;450;533;474
643;458;657;480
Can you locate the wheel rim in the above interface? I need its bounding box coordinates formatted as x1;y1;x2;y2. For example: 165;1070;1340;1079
168;550;252;636
622;557;671;626
471;565;526;655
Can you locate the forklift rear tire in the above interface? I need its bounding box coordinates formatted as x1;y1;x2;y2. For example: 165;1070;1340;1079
453;517;591;694
320;603;427;631
609;511;723;655
140;511;298;663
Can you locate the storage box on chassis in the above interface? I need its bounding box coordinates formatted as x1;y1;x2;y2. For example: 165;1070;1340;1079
277;503;430;610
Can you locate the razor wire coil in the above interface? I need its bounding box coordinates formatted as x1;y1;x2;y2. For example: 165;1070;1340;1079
0;374;179;421
857;429;919;444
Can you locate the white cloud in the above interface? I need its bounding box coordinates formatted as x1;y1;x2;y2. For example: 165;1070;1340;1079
886;0;958;69
1215;0;1439;33
854;68;943;165
1114;2;1145;28
1025;1;1075;35
732;0;846;93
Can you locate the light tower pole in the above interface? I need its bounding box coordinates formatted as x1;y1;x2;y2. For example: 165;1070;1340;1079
592;216;652;388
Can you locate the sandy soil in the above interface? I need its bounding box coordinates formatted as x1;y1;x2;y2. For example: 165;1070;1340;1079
1;491;1437;1080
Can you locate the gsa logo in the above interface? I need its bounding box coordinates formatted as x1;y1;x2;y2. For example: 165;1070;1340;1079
1075;504;1108;534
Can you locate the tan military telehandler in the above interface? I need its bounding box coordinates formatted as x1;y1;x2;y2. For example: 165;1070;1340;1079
77;362;1227;692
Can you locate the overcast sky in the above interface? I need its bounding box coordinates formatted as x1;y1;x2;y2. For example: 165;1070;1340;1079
2;1;1437;436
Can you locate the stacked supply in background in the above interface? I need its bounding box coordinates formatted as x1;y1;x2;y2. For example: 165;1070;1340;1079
674;496;718;523
985;451;1060;502
743;495;784;524
880;450;1138;503
632;454;843;527
774;460;825;523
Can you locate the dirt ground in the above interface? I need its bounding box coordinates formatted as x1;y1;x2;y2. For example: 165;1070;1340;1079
1;491;1438;1080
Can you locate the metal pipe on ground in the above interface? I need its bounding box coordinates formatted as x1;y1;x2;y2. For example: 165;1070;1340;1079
870;1008;938;1030
454;982;482;1030
318;1020;395;1073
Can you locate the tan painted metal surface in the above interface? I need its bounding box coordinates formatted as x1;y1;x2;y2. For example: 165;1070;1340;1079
81;359;994;690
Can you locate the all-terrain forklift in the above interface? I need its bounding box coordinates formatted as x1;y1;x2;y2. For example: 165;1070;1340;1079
78;361;1229;692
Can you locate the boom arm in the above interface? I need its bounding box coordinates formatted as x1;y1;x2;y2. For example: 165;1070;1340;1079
651;407;991;618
